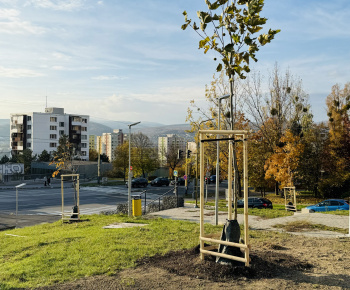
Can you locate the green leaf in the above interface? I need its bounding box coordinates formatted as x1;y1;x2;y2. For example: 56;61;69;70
216;63;222;72
224;43;234;52
181;23;189;30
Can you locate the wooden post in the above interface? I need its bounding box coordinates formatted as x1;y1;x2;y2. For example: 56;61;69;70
199;132;205;260
228;136;233;220
243;134;249;266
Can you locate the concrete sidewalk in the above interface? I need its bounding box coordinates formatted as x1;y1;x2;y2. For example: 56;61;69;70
149;203;350;238
0;213;61;231
1;202;349;238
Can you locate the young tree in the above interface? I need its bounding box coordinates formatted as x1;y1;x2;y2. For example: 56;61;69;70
166;143;184;177
132;133;159;178
38;150;51;162
89;149;98;161
244;66;312;194
51;135;74;177
183;0;280;217
320;83;350;198
113;142;129;182
265;130;304;188
0;155;10;164
16;149;37;175
100;153;109;163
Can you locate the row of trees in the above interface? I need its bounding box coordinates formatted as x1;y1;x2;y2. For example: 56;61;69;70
186;68;350;198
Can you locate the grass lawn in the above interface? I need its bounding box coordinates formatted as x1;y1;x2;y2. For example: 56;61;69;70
0;215;221;289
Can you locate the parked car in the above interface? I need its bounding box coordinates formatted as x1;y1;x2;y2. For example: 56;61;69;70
306;199;349;212
236;197;273;209
151;177;170;187
125;178;148;188
208;175;222;184
170;177;188;186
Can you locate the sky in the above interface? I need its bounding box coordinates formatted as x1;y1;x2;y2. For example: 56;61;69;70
0;0;349;126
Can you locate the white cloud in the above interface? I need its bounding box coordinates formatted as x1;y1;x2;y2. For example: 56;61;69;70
0;66;44;78
24;0;85;11
52;52;71;60
0;8;46;34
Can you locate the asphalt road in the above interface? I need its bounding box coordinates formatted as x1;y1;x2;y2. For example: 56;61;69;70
0;183;193;216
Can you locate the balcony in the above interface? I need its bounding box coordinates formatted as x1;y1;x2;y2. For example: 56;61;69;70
11;125;23;133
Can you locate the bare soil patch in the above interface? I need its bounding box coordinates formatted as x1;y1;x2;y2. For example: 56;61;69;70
35;232;350;290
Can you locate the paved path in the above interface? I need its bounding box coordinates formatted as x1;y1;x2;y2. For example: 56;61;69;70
150;203;350;238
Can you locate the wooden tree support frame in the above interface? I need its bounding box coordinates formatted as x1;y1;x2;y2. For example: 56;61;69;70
199;129;250;266
61;174;80;222
284;186;297;212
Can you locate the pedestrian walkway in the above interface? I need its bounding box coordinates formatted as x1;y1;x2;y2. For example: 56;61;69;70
149;203;350;238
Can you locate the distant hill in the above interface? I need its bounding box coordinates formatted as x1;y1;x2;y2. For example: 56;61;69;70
0;119;195;148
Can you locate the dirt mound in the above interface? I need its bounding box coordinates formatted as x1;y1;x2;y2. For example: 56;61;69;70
37;245;314;290
136;244;313;282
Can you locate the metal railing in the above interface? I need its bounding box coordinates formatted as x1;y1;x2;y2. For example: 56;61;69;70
139;187;175;214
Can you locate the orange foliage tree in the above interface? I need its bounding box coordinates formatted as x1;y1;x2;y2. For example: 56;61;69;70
265;130;304;188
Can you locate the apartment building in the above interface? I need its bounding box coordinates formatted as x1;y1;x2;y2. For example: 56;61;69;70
89;135;96;150
10;107;89;160
96;129;124;161
158;134;186;166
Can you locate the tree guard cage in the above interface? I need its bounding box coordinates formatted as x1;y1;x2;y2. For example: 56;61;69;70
61;174;80;222
284;186;297;212
199;129;250;266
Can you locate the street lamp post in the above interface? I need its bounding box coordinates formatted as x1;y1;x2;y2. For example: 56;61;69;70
15;183;26;228
128;121;141;217
194;118;213;208
215;94;230;225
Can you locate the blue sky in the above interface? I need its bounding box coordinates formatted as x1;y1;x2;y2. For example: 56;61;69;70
0;0;349;126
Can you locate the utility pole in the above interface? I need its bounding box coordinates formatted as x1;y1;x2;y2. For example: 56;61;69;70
128;121;141;217
97;137;101;184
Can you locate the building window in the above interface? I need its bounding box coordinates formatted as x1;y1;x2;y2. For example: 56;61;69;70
50;143;57;148
50;117;57;122
27;134;31;139
81;151;87;156
59;122;64;127
59;130;65;136
50;134;57;139
81;127;87;131
72;116;82;122
81;143;87;148
27;125;31;130
50;125;57;130
27;142;31;148
82;118;88;123
27;116;31;121
81;135;87;140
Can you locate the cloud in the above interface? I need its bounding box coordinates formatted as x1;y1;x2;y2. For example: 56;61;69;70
24;0;85;11
0;66;44;78
91;75;127;81
0;8;46;34
52;52;71;60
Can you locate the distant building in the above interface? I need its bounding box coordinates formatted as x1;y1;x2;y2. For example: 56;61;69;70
89;135;97;151
96;129;124;161
158;134;186;166
10;107;89;160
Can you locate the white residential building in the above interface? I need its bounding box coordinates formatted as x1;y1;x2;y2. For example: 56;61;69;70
158;134;186;166
96;129;124;161
10;107;89;160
